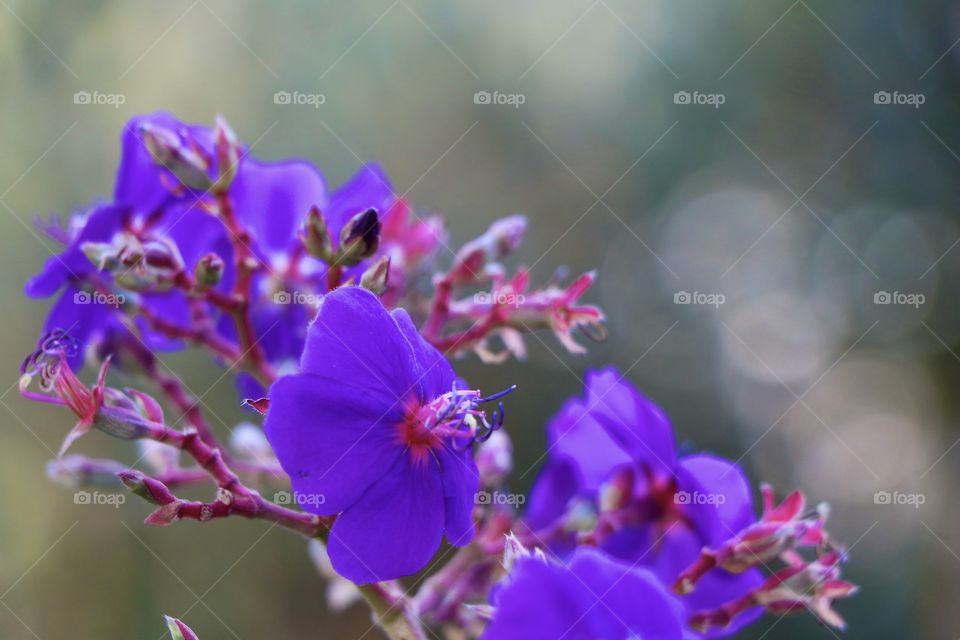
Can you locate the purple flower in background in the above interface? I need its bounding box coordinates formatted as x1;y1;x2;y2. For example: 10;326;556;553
482;547;684;640
264;286;510;583
117;111;327;254
26;112;397;370
525;368;764;635
220;162;396;367
24;204;130;369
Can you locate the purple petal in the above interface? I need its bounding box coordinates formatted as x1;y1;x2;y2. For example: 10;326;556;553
436;442;479;546
678;454;756;535
162;203;234;282
25;204;128;298
25;255;77;298
300;287;418;401
483;549;684;640
586;367;676;473
483;556;594;640
327;453;444;583
547;398;632;492
137;291;197;352
115;113;214;212
524;457;581;533
327;163;394;232
42;287;117;370
570;548;685;640
391;308;456;401
230;158;327;253
263;374;403;515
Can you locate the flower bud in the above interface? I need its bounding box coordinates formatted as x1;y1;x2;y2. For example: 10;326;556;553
194;252;225;288
118;469;177;505
140;124;213;192
164;616;200;640
301;206;333;262
127;388;165;423
337;208;380;266
449;215;527;284
359;255;391;295
93;405;154;441
213;115;241;193
488;215;527;257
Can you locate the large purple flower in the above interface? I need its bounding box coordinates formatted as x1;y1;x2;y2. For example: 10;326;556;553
264;286;501;583
482;547;684;640
525;368;764;636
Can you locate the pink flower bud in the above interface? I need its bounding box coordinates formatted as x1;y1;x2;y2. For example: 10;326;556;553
360;255;391;295
194;252;225;288
117;470;177;505
164;615;200;640
301;206;333;262
213;115;241;192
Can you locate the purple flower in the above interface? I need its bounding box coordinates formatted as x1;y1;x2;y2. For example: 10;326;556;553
218;162;396;367
525;368;764;635
27;112;397;370
24;198;235;365
24;204;131;369
482;547;684;640
263;286;509;583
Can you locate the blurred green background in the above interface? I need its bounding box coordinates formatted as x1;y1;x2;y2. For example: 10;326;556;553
1;1;958;637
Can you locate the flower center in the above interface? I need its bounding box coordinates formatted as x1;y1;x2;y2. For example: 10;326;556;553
397;383;516;463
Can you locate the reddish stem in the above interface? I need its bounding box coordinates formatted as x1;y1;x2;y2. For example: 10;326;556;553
138;306;241;361
172;270;241;313
214;190;275;384
144;420;329;537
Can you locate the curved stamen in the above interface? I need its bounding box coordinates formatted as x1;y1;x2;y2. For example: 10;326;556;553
478;384;517;404
417;383;516;450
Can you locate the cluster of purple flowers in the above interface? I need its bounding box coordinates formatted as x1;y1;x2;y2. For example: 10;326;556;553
21;114;854;640
26;112;399;377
